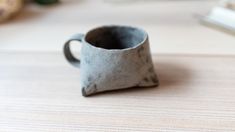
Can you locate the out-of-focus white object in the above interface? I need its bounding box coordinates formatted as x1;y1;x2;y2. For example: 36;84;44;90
202;0;235;35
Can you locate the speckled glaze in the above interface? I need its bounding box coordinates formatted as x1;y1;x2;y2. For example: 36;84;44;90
64;25;159;96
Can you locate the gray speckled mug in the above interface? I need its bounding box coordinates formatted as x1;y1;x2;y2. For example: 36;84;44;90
63;25;159;96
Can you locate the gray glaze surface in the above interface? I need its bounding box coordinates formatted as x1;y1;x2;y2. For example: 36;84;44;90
64;25;159;96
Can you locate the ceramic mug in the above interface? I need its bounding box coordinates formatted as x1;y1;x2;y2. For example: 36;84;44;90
63;25;159;96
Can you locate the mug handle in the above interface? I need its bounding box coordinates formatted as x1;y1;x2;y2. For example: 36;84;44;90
63;34;85;68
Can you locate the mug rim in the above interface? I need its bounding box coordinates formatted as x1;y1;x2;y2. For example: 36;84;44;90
83;25;148;52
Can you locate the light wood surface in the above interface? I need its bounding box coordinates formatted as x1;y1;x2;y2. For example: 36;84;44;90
1;1;235;131
1;52;235;131
1;0;235;54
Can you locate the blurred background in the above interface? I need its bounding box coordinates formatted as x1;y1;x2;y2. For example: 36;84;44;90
0;0;234;54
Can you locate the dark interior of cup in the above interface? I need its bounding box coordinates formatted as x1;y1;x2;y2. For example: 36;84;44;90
85;26;147;50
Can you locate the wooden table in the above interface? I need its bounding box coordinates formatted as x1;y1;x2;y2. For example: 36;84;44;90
1;52;235;131
1;0;235;131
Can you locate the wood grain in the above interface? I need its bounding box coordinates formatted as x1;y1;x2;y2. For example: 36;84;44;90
1;52;235;131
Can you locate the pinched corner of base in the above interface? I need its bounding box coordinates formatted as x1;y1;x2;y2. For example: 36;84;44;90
138;80;159;88
153;80;160;87
82;87;88;97
137;73;160;88
81;85;98;97
81;76;160;97
153;76;160;87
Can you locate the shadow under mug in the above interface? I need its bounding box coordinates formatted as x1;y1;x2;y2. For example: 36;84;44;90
63;25;159;96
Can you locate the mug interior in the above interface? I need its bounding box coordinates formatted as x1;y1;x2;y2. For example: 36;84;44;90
85;26;147;50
